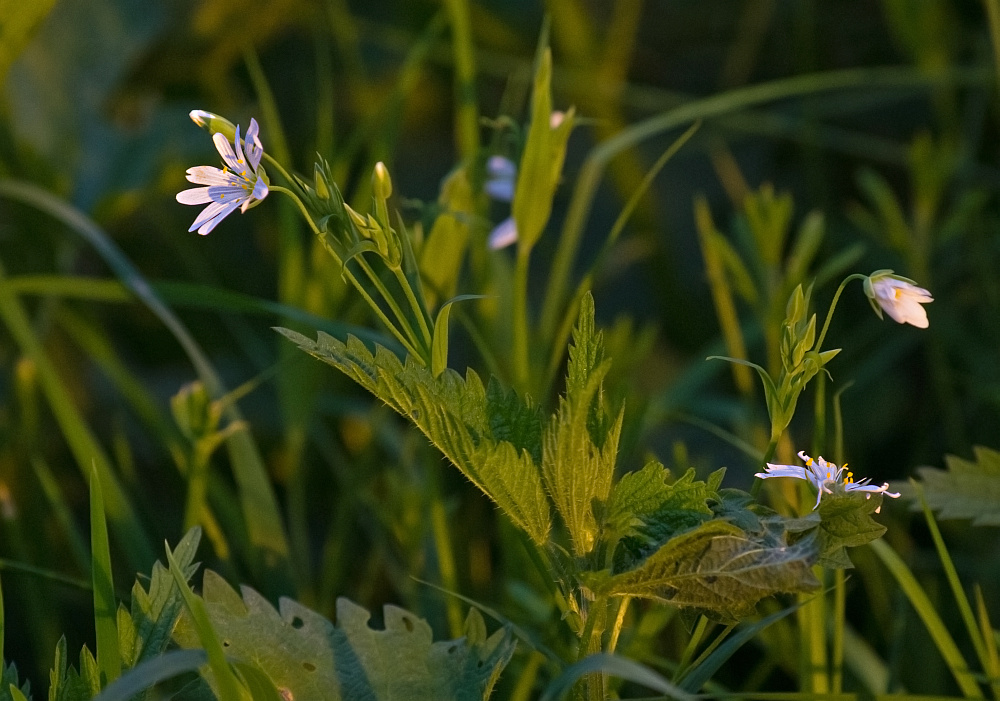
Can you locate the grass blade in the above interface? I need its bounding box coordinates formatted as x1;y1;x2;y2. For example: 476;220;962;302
869;538;983;698
0;180;293;595
90;462;121;685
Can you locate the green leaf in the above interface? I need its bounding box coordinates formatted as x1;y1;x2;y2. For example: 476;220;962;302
511;50;575;252
166;549;249;701
126;527;202;668
277;329;551;544
90;464;121;686
0;661;31;701
431;294;484;378
484;378;543;464
814;492;887;569
603;520;819;624
604;464;722;570
173;571;516;701
908;445;1000;525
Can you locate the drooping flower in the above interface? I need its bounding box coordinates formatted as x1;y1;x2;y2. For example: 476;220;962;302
176;118;268;235
756;451;900;510
864;270;933;328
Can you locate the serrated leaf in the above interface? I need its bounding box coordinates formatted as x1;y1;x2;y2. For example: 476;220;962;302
485;378;543;464
276;329;551;544
910;446;1000;525
128;527;202;668
814;492;887;569
173;571;516;701
542;294;621;556
605;464;722;569
602;520;819;624
1;661;31;701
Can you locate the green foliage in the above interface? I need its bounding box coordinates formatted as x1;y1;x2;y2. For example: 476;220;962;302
604;464;724;571
173;570;515;701
542;293;622;556
909;445;1000;525
275;328;552;545
601;520;819;624
813;492;888;568
0;662;31;701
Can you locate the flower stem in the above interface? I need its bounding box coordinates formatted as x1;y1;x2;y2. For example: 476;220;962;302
512;246;531;391
816;273;867;351
271;185;421;358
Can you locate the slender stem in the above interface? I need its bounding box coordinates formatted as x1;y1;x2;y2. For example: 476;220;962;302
674;615;710;681
816;273;867;351
832;567;845;693
354;254;425;356
270;185;321;236
606;596;630;654
271;185;423;358
750;434;780;498
512;246;532;392
393;266;433;350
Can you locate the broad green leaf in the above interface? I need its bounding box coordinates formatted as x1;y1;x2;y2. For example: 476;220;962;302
484;378;543;464
166;551;248;701
173;571;516;701
909;445;1000;525
277;329;551;544
602;520;819;624
814;492;887;569
605;464;723;570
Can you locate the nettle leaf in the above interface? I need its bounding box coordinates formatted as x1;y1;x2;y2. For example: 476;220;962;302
173;571;515;701
277;329;551;544
47;637;93;701
485;378;543;464
542;294;621;556
604;463;724;571
602;520;819;624
0;661;31;701
910;446;1000;526
814;492;887;569
124;527;202;668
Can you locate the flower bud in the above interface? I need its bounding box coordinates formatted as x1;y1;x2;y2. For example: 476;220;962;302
372;161;393;200
188;110;237;142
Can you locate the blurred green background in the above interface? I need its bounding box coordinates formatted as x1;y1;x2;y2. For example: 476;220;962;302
1;0;1000;695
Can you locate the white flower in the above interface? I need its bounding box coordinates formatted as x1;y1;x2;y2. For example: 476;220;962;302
864;271;933;328
176;118;268;235
487;216;518;249
756;451;900;510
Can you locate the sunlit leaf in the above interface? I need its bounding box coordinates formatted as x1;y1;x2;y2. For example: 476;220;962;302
173;571;515;701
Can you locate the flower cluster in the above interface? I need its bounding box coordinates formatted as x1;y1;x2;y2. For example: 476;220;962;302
756;451;900;511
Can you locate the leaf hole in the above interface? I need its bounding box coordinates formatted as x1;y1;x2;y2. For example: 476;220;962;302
291;616;305;629
222;640;231;647
402;616;414;632
302;661;316;672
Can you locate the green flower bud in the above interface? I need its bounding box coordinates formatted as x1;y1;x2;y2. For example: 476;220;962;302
188;110;237;141
372;161;393;200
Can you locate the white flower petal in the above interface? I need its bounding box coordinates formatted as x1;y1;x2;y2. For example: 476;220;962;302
185;166;232;187
176;187;212;205
190;200;240;235
213;132;243;175
244;118;263;170
870;275;933;328
488;217;518;249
